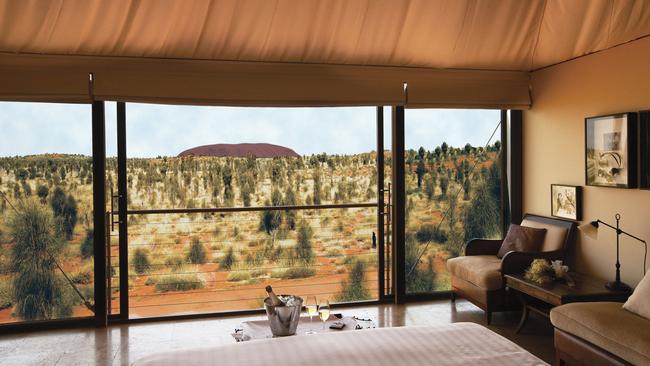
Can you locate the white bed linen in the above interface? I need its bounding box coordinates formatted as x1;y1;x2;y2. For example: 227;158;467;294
133;322;547;366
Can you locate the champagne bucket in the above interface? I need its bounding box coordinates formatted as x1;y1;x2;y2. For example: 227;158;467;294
264;295;303;336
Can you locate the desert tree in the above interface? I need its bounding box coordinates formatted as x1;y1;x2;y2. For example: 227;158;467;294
405;234;436;293
187;237;207;264
416;157;426;189
37;185;49;203
8;199;72;320
295;220;314;264
132;248;150;275
463;181;499;242
337;259;371;302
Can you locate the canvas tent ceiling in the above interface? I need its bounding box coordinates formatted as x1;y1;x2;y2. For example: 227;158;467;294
1;0;649;107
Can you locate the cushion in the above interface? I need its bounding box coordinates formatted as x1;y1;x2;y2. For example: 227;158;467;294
520;218;568;252
496;224;547;258
550;302;650;366
623;271;650;320
446;255;503;290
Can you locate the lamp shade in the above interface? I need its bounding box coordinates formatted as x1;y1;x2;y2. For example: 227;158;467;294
578;221;599;240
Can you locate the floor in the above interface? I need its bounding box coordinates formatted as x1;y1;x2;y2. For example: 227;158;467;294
0;299;555;366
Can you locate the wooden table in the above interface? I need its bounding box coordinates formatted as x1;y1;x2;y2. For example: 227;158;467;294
505;273;632;333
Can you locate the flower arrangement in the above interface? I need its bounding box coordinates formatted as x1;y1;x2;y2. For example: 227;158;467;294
524;259;556;285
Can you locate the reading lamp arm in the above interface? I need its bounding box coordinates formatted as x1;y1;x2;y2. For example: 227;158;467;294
594;219;647;244
595;219;648;275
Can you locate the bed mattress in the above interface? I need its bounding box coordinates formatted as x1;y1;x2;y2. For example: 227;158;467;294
133;322;547;366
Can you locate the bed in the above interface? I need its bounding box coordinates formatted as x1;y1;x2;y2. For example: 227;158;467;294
132;322;547;366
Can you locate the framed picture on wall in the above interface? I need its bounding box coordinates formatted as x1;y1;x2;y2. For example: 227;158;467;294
551;184;582;221
585;113;637;188
640;111;650;189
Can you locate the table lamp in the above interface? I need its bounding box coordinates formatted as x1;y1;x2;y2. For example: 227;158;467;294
578;213;647;292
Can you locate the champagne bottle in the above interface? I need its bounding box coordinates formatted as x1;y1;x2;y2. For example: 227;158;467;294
265;285;285;307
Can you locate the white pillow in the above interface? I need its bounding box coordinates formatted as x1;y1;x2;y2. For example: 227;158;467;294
623;272;650;320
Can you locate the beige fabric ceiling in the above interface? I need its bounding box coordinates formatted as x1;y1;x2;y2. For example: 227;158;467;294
1;0;649;107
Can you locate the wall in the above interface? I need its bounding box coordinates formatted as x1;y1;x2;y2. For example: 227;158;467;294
523;37;650;287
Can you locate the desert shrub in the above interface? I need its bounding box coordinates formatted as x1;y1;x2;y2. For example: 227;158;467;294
71;270;92;285
154;274;204;292
405;235;436;293
164;255;184;271
415;224;448;244
227;271;251;282
337;260;371;302
271;266;315;279
219;246;237;270
8;199;71;320
0;281;13;310
144;277;157;286
250;269;267;278
186;237;207;264
132;248;151;275
79;229;94;258
326;248;342;257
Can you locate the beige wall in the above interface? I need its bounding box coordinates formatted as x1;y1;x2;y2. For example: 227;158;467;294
524;37;650;287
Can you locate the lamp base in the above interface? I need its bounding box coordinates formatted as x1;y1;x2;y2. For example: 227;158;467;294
605;281;632;292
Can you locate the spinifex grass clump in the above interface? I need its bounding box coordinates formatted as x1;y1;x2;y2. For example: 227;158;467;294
154;274;204;292
271;266;315;279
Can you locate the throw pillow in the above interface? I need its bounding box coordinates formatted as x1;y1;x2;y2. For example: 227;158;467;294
623;271;650;320
497;224;547;258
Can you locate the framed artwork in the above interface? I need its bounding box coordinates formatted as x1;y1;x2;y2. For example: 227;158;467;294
551;184;582;221
641;111;650;189
585;113;637;188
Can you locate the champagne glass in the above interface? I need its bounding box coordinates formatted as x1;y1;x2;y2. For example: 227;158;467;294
305;296;318;334
318;299;330;330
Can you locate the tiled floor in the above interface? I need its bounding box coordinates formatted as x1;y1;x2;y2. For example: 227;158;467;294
0;299;554;365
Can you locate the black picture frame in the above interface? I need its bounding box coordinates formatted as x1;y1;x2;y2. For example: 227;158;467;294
551;184;582;221
640;111;650;189
585;112;638;188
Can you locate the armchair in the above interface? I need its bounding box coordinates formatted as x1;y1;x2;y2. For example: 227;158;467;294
447;214;576;324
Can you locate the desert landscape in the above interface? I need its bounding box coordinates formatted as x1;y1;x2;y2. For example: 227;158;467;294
0;141;501;323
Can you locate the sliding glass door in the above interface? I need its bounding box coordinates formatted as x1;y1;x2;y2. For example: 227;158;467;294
109;103;388;319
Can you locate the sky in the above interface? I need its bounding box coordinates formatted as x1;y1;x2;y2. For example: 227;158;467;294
0;102;500;158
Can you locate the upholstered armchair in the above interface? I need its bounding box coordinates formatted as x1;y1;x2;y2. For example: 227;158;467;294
447;214;576;324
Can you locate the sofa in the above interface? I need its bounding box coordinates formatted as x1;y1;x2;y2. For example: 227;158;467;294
446;214;576;324
551;302;650;365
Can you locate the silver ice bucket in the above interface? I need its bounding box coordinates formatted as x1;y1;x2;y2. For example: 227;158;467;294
264;295;303;336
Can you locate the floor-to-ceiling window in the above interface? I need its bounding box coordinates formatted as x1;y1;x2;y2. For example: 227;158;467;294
0;102;95;324
113;104;384;319
403;109;504;294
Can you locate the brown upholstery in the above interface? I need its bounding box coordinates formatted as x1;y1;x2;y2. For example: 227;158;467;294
446;255;503;291
551;302;650;366
497;224;547;258
520;218;568;252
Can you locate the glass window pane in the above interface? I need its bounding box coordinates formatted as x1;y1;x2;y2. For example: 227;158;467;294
123;104;380;318
404;109;502;294
0;102;94;323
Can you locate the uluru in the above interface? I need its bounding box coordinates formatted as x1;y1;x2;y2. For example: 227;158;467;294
178;143;300;158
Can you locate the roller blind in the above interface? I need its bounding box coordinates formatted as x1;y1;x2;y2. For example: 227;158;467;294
0;53;530;108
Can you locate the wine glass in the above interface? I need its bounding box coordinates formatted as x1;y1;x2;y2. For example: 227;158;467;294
318;299;330;330
305;296;318;334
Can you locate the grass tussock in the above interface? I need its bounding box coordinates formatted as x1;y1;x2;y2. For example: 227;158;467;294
271;266;315;279
154;274;204;293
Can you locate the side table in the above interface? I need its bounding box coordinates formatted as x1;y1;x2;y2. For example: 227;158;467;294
505;273;632;333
